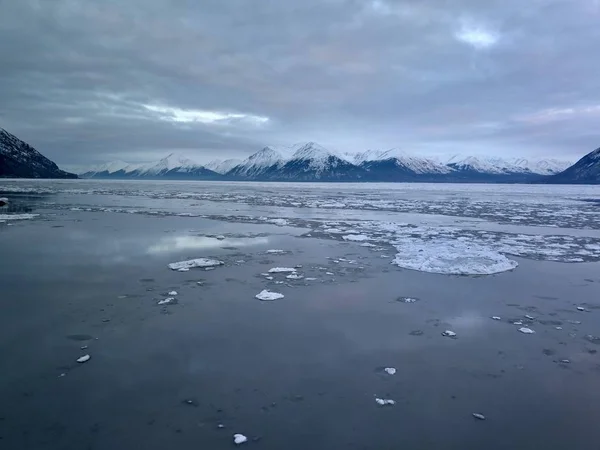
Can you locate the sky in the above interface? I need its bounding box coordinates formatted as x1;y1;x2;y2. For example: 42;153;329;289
1;0;599;166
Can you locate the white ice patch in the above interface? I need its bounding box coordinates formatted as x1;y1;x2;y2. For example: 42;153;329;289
518;327;535;334
305;277;317;281
255;290;284;301
392;238;518;275
0;213;39;220
442;330;457;337
375;398;396;406
266;249;285;254
491;316;501;321
233;434;248;445
77;354;91;363
168;258;224;271
168;291;178;296
342;234;370;242
384;367;396;375
268;267;296;273
286;273;303;279
267;218;289;226
158;298;175;305
472;413;486;420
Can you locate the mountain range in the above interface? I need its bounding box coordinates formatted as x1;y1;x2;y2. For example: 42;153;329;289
77;141;581;183
2;126;597;183
1;127;76;178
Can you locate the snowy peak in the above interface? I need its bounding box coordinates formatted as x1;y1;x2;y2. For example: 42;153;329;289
548;146;600;184
138;153;201;175
205;158;242;174
446;155;572;175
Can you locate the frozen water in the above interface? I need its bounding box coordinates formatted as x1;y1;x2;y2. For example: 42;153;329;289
342;234;370;242
286;273;304;279
168;291;178;296
384;367;396;375
375;398;396;406
77;354;91;363
268;267;296;273
472;413;486;420
519;327;535;334
266;249;285;254
168;258;224;271
491;316;501;320
0;213;39;220
442;330;457;338
393;238;518;275
158;298;175;305
233;434;248;445
255;290;284;301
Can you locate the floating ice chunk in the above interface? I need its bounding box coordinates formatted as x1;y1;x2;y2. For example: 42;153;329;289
577;306;585;311
513;321;523;325
168;291;178;296
0;213;39;220
265;276;274;280
255;290;284;301
472;413;486;420
268;267;296;273
158;298;175;305
233;434;248;445
266;249;285;254
555;326;563;330
305;277;317;281
398;297;418;303
325;272;334;275
561;359;570;364
268;218;289;226
77;354;91;363
392;238;518;275
525;315;535;320
217;424;225;429
375;398;396;406
286;274;303;280
442;330;457;338
491;316;501;320
384;367;396;375
518;327;535;334
215;235;225;240
343;234;370;242
360;242;377;247
168;258;224;271
177;268;189;272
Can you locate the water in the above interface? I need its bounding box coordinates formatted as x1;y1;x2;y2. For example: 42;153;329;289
1;180;600;449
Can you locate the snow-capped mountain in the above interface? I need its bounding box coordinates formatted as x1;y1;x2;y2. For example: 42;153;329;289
546;147;600;184
0;127;76;179
274;142;366;180
79;153;220;179
205;158;243;175
227;146;287;178
356;149;452;181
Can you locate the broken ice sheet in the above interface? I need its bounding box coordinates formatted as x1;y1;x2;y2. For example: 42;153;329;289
518;327;535;334
255;290;284;301
233;434;248;445
168;258;224;271
375;397;396;406
268;267;296;273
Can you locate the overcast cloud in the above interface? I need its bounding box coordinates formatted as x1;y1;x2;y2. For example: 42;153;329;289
1;0;599;165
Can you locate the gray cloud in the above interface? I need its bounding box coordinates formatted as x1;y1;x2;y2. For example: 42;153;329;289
1;0;599;165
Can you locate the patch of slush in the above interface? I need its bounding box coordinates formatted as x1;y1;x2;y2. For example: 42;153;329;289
255;290;284;301
0;213;39;220
168;258;224;271
392;238;518;275
268;267;296;273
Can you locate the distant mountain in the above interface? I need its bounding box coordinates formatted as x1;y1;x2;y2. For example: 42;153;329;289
79;153;220;180
546;147;600;184
205;158;243;174
0;127;76;179
76;141;577;183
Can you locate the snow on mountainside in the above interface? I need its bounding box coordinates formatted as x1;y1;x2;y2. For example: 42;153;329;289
137;153;201;175
446;155;571;175
546;147;600;184
227;146;286;177
205;158;242;174
0;127;76;179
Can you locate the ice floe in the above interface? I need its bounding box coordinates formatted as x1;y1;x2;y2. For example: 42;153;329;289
384;367;396;375
255;290;284;301
342;234;370;242
168;291;178;296
392;238;518;275
375;398;396;406
577;306;585;311
442;330;457;338
0;213;39;220
472;413;486;420
518;327;535;334
158;298;175;305
266;249;285;254
168;258;224;270
233;434;248;445
491;316;501;320
286;274;304;280
77;354;91;363
268;267;296;273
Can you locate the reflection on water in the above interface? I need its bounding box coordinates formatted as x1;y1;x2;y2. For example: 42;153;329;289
147;235;270;254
